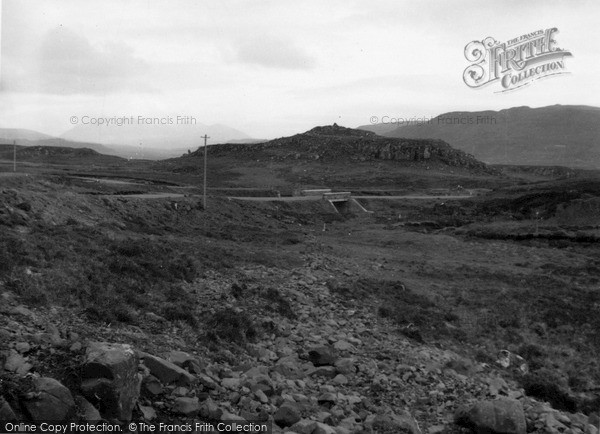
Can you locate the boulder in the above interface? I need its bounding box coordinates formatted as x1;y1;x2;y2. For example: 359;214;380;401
80;341;140;421
0;397;17;420
272;355;305;379
142;375;163;396
139;405;157;421
172;397;200;417
4;350;31;374
313;422;338;434
273;402;302;427
74;395;102;421
167;351;196;367
334;358;356;375
308;346;338;366
21;377;76;421
367;411;422;434
309;366;338;378
199;398;223;420
142;353;196;386
457;398;526;434
289;419;318;434
333;340;354;352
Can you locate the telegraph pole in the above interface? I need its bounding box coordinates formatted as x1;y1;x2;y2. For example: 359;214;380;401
201;135;210;209
13;140;16;172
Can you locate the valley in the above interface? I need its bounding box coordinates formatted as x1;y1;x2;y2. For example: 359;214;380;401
1;126;599;433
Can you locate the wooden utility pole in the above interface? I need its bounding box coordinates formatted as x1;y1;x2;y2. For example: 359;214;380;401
201;135;210;209
13;140;16;172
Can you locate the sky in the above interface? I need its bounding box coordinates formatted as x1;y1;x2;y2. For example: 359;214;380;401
0;0;599;142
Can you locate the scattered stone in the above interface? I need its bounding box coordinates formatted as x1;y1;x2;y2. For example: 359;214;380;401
333;340;354;351
488;377;509;397
142;375;163;396
171;386;189;397
366;411;422;434
21;377;76;421
332;374;348;385
272;355;305;379
221;377;241;390
74;395;102;422
10;305;36;319
274;402;302;427
145;312;166;322
4;350;29;373
313;422;337;434
15;342;31;353
334;358;356;375
289;419;317;434
167;351;196;367
317;392;337;408
199;398;223;420
586;424;599;434
142;353;196;386
308;346;338;366
254;389;269;404
138;405;157;421
172;397;200;417
0;398;17;420
198;373;219;389
310;366;338;378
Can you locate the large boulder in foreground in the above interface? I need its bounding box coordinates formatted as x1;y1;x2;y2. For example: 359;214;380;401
80;341;140;421
21;377;75;421
456;398;526;434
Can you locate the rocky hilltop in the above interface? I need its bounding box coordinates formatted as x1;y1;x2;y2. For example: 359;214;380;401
196;124;495;174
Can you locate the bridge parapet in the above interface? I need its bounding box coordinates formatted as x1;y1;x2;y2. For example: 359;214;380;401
322;192;351;202
299;188;332;196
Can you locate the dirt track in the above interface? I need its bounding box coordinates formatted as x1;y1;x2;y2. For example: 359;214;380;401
229;194;473;201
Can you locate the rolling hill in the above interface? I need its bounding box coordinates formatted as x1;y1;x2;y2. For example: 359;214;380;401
0;144;126;166
199;123;493;171
158;124;500;191
0;128;118;156
361;105;600;168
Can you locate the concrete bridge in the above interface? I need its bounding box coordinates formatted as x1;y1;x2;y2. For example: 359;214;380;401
322;192;371;213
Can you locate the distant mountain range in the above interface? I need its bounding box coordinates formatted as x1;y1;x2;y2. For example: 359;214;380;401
359;105;600;168
0;123;257;160
0;128;55;142
61;122;251;150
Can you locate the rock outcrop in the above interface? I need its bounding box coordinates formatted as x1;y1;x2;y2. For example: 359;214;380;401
81;341;141;421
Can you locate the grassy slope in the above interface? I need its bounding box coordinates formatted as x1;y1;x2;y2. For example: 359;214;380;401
1;170;600;414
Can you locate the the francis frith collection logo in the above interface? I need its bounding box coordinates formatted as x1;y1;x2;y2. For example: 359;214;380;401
463;27;572;92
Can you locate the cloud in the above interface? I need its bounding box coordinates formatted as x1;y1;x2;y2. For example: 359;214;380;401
3;25;149;94
233;34;316;70
38;26;150;94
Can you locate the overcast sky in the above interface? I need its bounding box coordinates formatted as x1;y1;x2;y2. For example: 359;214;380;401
0;0;599;141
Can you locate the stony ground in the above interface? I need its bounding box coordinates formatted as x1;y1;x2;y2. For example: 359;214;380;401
1;173;600;434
